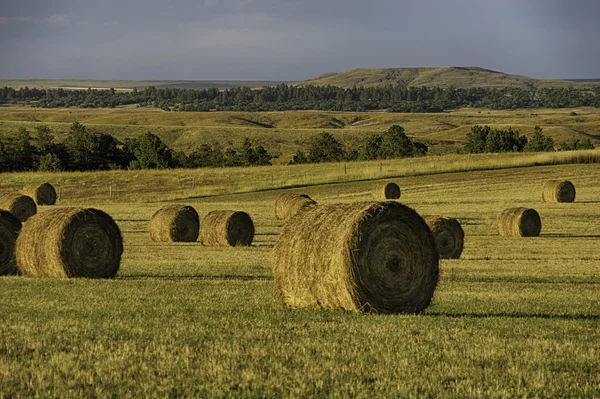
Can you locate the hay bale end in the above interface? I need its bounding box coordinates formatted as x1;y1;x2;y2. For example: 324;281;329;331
273;201;439;314
0;210;22;276
542;180;576;203
149;205;199;242
372;182;401;200
0;194;37;222
424;216;465;259
498;207;541;237
199;210;254;247
274;193;317;220
23;183;57;205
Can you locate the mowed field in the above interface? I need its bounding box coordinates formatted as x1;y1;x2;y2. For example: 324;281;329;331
1;106;600;162
1;157;599;397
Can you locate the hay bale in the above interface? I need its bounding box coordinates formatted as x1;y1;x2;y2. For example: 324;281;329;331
273;201;439;314
23;183;57;205
372;182;401;200
0;210;22;276
199;210;254;247
424;216;465;259
149;205;199;242
542;180;576;203
0;194;37;222
274;193;317;220
16;208;123;278
498;207;541;237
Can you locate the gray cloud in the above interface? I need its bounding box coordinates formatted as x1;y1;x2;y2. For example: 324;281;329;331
1;0;600;80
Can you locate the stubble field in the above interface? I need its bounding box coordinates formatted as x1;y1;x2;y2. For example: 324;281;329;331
1;156;599;397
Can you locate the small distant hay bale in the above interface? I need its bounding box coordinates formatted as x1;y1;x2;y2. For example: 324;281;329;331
16;208;123;278
542;180;576;203
424;216;465;259
149;205;199;242
23;183;57;205
0;194;37;222
274;193;317;220
0;210;22;276
273;201;439;314
372;182;401;200
498;207;541;237
199;210;254;247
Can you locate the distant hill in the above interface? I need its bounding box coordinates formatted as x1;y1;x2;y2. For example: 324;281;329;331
298;67;600;89
0;79;286;91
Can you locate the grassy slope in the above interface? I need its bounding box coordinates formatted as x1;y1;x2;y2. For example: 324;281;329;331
0;106;599;163
1;158;599;397
300;66;600;89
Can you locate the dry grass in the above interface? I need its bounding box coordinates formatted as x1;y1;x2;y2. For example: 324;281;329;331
16;208;123;278
273;201;438;313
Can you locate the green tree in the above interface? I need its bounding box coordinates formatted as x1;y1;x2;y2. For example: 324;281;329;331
33;125;55;155
37;153;62;172
358;134;383;160
307;132;345;163
132;132;174;169
379;125;415;158
524;126;554;152
64;122;101;170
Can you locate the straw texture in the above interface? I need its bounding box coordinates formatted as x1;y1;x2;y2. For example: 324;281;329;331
424;216;465;259
372;182;401;200
0;210;22;276
0;194;37;222
149;205;199;242
274;201;439;314
23;183;57;205
16;207;123;278
274;194;317;220
542;180;576;203
199;210;254;247
498;207;542;237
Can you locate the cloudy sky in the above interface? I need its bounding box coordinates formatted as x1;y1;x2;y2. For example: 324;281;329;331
1;0;598;81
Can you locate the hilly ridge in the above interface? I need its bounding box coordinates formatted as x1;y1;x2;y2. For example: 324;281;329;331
299;66;600;89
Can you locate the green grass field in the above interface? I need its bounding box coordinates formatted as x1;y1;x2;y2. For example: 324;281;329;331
1;106;599;163
1;153;599;397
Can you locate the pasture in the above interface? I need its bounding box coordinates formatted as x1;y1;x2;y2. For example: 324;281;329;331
1;155;599;397
1;106;600;162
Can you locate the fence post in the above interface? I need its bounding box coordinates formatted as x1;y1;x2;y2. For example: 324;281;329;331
380;162;383;173
192;176;195;189
344;163;347;176
109;184;112;198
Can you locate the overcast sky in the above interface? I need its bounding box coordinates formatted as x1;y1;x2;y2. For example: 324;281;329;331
1;0;598;81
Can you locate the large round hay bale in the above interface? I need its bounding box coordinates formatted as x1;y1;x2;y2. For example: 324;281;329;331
372;182;401;200
16;208;123;278
199;210;254;247
0;194;37;222
424;216;465;259
274;193;317;220
149;205;199;242
0;210;22;276
498;207;541;237
23;183;57;205
542;180;576;203
274;201;439;314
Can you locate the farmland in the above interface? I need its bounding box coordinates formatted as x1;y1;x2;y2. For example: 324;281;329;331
1;152;599;396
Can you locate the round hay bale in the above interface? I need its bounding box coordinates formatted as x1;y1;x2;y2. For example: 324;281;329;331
498;207;541;237
0;210;22;276
542;180;576;203
199;210;254;247
149;205;199;242
0;194;37;222
16;208;123;278
424;216;465;259
372;182;401;200
274;193;317;220
23;183;57;205
273;201;439;314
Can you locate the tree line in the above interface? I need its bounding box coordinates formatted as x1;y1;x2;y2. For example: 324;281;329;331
0;123;273;172
2;84;600;112
463;125;594;153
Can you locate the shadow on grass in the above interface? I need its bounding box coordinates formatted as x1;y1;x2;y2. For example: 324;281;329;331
443;275;600;284
426;311;600;321
118;274;273;281
542;234;600;239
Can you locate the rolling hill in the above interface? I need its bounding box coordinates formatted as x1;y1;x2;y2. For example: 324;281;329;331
298;66;600;89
